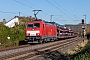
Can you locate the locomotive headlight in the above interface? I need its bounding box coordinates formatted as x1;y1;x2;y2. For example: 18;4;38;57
26;33;30;36
36;33;40;36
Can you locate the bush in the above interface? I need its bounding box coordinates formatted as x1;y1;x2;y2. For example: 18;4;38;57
0;22;26;47
70;40;90;60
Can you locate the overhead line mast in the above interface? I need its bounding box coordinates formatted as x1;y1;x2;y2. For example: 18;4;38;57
50;15;54;22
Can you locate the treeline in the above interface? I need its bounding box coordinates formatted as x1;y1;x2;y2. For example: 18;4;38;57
0;16;28;48
0;23;26;47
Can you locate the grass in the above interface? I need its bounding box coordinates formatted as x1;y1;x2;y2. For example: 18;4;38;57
70;39;90;60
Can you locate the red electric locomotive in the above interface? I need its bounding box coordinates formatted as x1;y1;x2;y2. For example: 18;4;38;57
25;19;78;43
25;20;57;43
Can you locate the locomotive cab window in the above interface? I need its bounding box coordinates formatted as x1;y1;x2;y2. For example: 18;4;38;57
34;23;40;28
27;24;33;28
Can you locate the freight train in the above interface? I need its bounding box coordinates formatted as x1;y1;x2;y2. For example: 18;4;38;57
25;19;78;43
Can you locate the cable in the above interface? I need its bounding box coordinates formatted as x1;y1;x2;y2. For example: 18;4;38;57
46;0;74;20
23;0;51;16
14;0;66;21
0;11;18;14
20;12;29;16
0;11;28;16
13;0;51;17
0;11;30;18
53;0;81;20
23;0;40;9
13;0;35;9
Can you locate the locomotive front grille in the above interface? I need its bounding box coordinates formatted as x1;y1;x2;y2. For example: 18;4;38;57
25;36;40;41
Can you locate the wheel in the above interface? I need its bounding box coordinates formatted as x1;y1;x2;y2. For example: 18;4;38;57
39;40;43;44
50;38;54;42
43;39;47;43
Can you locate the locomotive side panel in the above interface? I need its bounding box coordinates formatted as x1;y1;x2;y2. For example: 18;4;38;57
45;23;57;41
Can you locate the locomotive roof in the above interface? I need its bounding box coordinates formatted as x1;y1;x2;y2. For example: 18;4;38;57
28;20;74;30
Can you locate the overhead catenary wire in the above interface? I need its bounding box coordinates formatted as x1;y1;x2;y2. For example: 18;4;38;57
0;0;50;18
0;11;18;14
13;0;50;16
46;0;74;20
13;0;35;9
0;11;29;17
20;12;29;16
23;0;52;16
53;0;81;20
13;0;67;21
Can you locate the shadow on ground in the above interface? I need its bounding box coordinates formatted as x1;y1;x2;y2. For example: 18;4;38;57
19;40;27;45
35;49;71;60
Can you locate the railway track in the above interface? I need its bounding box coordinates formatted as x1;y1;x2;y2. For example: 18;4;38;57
0;37;84;60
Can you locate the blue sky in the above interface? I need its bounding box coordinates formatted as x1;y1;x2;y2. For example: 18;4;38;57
0;0;90;25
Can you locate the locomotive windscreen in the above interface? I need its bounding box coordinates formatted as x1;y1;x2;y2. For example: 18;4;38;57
27;23;40;28
27;24;33;28
34;23;40;28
